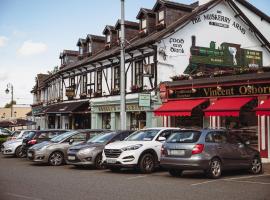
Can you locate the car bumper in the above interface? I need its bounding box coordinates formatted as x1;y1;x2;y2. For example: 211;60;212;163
2;147;16;155
27;150;49;163
67;152;95;166
160;156;210;170
102;150;141;167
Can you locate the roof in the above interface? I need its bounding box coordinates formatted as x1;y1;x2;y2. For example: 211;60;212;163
136;8;156;19
59;50;79;59
152;0;197;12
102;25;116;35
77;38;87;46
86;34;105;42
114;20;139;29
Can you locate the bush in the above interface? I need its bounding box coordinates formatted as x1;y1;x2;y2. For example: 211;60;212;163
0;136;8;145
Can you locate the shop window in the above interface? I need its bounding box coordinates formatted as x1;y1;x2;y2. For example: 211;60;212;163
114;66;120;90
158;10;165;25
134;60;143;87
130;112;146;130
102;113;111;129
140;18;147;32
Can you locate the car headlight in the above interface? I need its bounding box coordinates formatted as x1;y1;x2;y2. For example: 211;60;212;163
122;144;143;151
78;147;96;155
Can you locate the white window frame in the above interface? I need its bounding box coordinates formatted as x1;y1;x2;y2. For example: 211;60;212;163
141;19;147;31
106;34;111;43
158;10;165;24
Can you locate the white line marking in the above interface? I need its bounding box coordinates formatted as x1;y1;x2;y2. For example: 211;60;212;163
225;174;270;181
127;175;148;180
191;180;219;186
6;193;43;200
224;179;270;185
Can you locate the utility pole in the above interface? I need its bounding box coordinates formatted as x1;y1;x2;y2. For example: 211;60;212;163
120;0;126;130
5;83;14;118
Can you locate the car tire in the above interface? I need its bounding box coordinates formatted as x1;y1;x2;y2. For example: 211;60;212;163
109;167;121;172
49;151;64;166
138;153;155;174
169;169;183;177
94;154;105;170
249;157;262;175
16;146;26;158
207;158;222;179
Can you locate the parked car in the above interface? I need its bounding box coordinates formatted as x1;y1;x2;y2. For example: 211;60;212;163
67;130;133;169
1;130;35;157
103;127;181;173
6;130;32;141
27;129;106;166
160;129;262;179
0;127;12;136
19;130;68;158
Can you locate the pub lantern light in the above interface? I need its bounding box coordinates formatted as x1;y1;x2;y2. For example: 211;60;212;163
216;81;222;91
247;80;252;89
5;88;9;94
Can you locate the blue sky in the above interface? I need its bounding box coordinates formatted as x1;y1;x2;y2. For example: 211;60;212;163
0;0;269;107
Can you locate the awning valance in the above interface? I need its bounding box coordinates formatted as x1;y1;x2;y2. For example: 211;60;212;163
255;98;270;116
204;97;254;117
154;99;208;116
45;101;89;114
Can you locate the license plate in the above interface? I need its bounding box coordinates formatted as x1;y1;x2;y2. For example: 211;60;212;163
27;152;33;157
68;156;76;161
169;150;185;156
106;158;117;164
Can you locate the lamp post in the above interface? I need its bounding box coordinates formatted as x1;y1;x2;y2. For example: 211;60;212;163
5;83;14;118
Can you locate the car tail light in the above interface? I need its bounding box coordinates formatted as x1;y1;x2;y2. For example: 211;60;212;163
28;139;37;145
192;144;204;155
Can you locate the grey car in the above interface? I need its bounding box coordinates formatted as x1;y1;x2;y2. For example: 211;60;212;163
67;130;133;169
160;129;262;179
27;130;105;166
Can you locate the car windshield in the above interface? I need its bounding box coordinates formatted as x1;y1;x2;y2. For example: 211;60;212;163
87;132;115;144
125;129;160;141
50;131;74;143
167;131;201;143
11;131;20;137
24;131;36;139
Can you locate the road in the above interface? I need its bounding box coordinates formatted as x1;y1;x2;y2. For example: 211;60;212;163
0;154;270;200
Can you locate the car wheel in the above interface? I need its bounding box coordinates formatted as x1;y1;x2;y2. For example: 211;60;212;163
207;158;222;179
169;169;183;177
250;157;262;175
109;167;121;172
94;154;105;170
16;146;26;158
139;153;155;174
49;152;64;166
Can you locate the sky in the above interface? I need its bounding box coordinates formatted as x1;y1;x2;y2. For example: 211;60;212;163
0;0;269;107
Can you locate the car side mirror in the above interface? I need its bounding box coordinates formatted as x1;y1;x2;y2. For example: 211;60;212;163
69;138;74;145
158;136;166;142
245;141;250;145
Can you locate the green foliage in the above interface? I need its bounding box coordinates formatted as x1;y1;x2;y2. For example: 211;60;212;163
4;100;16;108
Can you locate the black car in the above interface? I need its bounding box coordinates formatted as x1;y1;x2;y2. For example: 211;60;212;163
18;130;68;158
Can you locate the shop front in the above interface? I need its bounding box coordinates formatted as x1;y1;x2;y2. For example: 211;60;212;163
156;72;270;162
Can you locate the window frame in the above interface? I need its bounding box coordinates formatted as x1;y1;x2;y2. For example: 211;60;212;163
96;70;102;92
158;10;165;25
141;18;147;32
114;66;120;90
106;34;111;44
134;60;143;87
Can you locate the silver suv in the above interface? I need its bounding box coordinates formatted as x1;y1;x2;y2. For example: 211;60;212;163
160;129;262;179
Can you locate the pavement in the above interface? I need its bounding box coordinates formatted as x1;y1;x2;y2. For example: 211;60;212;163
263;163;270;173
0;155;270;200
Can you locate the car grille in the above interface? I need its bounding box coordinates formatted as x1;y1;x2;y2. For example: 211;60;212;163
104;149;122;158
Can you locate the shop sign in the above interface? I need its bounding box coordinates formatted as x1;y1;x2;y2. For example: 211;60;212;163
97;104;149;113
32;106;44;115
66;88;75;97
139;94;151;107
171;83;270;98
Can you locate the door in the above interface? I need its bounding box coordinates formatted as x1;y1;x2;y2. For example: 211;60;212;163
154;130;174;160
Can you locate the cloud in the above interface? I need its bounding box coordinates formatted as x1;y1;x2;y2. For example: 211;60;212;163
0;72;9;82
17;40;47;56
0;36;8;47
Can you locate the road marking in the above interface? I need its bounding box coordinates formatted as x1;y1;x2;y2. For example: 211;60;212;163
6;193;43;200
225;174;270;180
224;179;270;185
191;179;219;186
127;175;148;180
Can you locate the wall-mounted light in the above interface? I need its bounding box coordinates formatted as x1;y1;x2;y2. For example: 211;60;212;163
191;81;196;93
216;81;222;91
247;80;252;89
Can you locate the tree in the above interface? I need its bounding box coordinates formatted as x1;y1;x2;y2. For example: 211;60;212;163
4;100;16;108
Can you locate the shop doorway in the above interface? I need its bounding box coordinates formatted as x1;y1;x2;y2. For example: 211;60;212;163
130;112;146;130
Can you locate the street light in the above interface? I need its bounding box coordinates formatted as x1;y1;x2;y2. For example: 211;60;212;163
5;83;14;118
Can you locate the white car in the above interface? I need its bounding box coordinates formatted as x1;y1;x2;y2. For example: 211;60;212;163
102;127;181;173
7;130;32;141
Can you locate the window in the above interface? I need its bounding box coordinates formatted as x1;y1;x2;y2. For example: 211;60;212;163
106;34;111;43
205;132;227;143
134;60;143;87
88;43;92;53
227;134;243;144
141;18;147;32
167;131;201;143
70;77;75;89
71;133;87;142
79;47;83;55
158;130;173;140
114;66;120;89
96;70;102;92
158;10;165;24
118;29;121;40
81;75;87;93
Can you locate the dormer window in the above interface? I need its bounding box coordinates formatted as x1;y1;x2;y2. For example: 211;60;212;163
118;29;121;40
79;47;83;55
106;34;111;43
88;43;92;54
141;18;147;32
158;10;165;24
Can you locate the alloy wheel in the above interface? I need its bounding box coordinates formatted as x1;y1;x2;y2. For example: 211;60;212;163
49;152;63;166
95;154;105;169
139;153;155;173
251;158;262;174
207;158;222;179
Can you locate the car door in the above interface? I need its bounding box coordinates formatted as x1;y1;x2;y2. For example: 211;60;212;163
154;130;174;160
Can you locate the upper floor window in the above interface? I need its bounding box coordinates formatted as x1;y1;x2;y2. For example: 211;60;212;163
158;10;165;24
97;70;102;92
114;66;120;89
79;47;83;55
106;34;111;43
134;60;143;87
141;19;147;32
88;43;92;53
70;77;75;88
118;29;121;40
81;75;87;93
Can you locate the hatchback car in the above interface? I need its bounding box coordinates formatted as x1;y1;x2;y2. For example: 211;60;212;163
67;130;133;169
19;130;67;158
27;129;105;166
160;129;262;179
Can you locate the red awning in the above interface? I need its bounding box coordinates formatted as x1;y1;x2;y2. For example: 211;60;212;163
204;97;254;117
154;99;207;116
256;98;270;116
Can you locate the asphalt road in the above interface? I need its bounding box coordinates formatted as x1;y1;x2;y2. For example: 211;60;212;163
0;154;270;200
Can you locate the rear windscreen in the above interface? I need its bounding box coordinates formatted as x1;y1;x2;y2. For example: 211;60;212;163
167;131;201;143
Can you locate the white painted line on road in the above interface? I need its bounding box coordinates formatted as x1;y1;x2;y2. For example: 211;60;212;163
191;179;219;186
224;179;270;185
127;175;148;180
6;193;43;200
225;174;270;180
